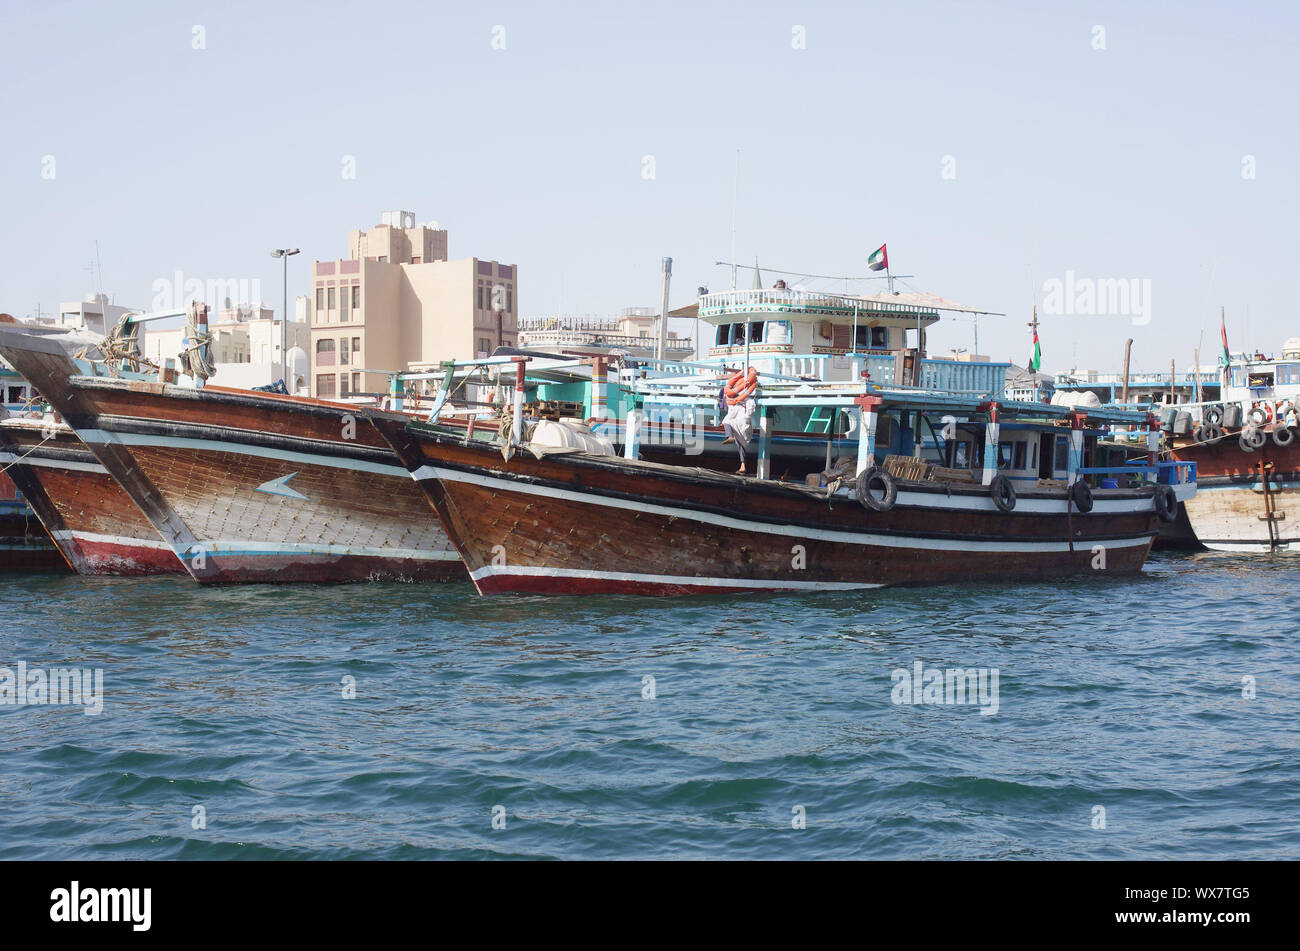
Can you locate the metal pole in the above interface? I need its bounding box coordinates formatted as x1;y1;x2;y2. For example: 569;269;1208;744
1120;339;1133;404
281;252;288;386
657;257;672;363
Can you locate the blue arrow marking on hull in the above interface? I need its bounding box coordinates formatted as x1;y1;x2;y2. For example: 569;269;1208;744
255;471;309;500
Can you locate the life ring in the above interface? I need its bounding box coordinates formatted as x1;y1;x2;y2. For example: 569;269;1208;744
1247;403;1272;427
1203;405;1224;427
1069;479;1094;514
724;367;759;405
1154;484;1178;523
990;474;1016;513
855;468;897;512
1273;425;1295;447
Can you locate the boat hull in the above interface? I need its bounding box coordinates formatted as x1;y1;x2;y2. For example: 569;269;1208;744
1171;437;1300;550
0;328;466;585
377;422;1162;597
0;420;184;575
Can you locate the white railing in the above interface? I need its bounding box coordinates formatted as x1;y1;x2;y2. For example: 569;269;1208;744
519;329;693;351
698;288;938;318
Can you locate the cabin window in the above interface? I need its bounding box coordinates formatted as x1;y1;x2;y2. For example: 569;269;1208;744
715;324;728;346
733;323;747;345
872;326;888;348
1275;364;1299;385
1054;436;1069;472
766;320;792;345
997;442;1013;468
748;321;764;343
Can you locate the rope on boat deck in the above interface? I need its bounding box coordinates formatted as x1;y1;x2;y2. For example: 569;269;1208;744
0;429;60;476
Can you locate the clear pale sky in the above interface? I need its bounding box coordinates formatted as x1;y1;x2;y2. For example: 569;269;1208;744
1;0;1295;375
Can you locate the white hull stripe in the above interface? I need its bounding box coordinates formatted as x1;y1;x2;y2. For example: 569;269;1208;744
1201;541;1300;552
170;538;459;560
51;529;174;551
875;488;1165;516
74;429;408;478
415;465;1153;553
0;451;107;474
469;564;882;591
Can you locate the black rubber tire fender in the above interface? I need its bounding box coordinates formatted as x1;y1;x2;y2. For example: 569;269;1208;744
855;468;897;512
1154;484;1178;523
990;474;1016;513
1069;479;1094;514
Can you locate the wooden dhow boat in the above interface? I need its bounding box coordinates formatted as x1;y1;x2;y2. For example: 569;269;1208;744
0;321;464;584
0;416;184;575
1157;340;1300;551
374;358;1197;596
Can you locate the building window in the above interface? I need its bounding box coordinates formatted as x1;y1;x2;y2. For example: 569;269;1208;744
507;288;513;312
340;289;350;322
352;337;361;358
316;287;323;311
351;286;360;310
315;339;336;366
352;372;361;393
339;337;349;365
327;287;336;311
316;374;336;398
476;285;484;310
478;337;491;355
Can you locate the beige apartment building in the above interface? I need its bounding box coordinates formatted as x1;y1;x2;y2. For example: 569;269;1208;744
309;211;518;398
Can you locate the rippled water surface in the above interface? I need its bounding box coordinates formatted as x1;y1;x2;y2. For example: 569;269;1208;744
1;551;1296;860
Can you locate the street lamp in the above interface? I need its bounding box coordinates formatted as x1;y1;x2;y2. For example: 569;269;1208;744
270;248;300;389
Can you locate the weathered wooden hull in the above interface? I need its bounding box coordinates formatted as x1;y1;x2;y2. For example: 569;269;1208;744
0;328;466;585
0;419;184;575
375;421;1163;596
1171;437;1300;550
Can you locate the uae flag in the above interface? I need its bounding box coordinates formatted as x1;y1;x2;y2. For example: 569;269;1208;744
1220;310;1231;381
867;244;888;272
1030;329;1042;372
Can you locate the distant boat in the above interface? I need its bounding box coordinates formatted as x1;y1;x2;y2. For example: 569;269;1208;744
1168;341;1300;551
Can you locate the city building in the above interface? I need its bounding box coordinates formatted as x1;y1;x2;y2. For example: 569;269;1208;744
35;293;136;335
308;211;518;398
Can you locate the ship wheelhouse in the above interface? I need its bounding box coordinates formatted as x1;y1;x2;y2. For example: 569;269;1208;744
699;287;941;385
